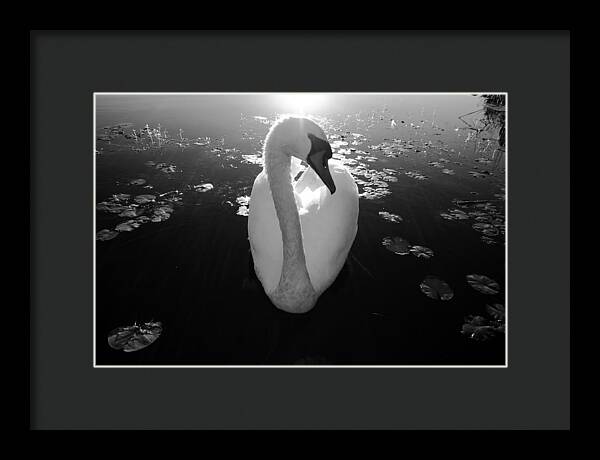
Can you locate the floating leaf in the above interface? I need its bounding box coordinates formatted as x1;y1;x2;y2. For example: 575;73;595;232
410;245;434;259
241;154;263;165
129;178;147;185
486;303;505;321
236;195;251;206
419;276;454;300
118;207;140;218
468;171;487;179
150;206;172;222
440;209;469;221
472;222;493;232
461;315;499;341
108;321;163;352
379;211;403;223
482;227;499;237
466;274;500;295
96;229;119;241
97;202;130;214
134;194;156;204
194;183;214;192
115;220;141;232
405;170;428;180
382;236;411;255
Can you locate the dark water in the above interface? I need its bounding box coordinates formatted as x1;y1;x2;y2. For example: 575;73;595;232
95;94;506;366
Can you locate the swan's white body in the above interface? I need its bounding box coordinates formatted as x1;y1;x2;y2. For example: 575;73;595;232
248;116;359;313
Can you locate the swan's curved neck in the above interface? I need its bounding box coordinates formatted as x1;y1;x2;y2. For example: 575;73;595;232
264;144;312;291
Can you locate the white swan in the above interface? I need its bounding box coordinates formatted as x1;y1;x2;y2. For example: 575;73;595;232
248;116;359;314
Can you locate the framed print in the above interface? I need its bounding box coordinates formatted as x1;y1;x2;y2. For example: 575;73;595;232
30;30;570;430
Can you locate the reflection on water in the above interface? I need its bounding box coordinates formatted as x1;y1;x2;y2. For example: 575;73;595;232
95;93;506;366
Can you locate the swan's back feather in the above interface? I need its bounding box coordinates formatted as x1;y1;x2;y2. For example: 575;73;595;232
248;161;358;296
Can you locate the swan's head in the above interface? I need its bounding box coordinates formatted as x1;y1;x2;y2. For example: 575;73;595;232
265;115;336;194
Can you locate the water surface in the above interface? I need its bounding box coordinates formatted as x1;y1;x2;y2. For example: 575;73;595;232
95;93;506;365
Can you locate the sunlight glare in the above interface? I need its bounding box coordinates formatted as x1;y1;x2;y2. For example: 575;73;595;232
273;93;329;115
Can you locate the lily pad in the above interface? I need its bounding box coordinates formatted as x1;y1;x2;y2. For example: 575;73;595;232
472;222;492;232
461;315;500;341
97;202;130;214
382;236;411;255
409;245;434;259
236;195;251;206
466;274;500;295
107;321;163;352
405;170;428;180
134;194;156;204
419;276;454;300
115;220;141;232
379;211;403;223
150;207;172;222
118;206;140;217
241;154;263;165
468;171;487;179
440;209;469;221
486;303;505;321
96;229;119;241
482;228;499;237
194;183;214;192
129;178;147;186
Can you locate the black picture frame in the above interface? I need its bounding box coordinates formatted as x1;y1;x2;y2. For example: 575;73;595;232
30;30;570;429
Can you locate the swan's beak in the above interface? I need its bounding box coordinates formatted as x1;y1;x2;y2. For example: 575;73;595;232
306;133;336;194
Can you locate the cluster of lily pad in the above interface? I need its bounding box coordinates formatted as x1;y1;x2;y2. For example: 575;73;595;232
144;160;179;175
461;274;504;341
96;189;183;241
414;273;505;341
96;122;135;143
461;310;505;342
235;195;251;216
440;198;505;245
369;137;436;157
382;236;434;259
327;141;402;201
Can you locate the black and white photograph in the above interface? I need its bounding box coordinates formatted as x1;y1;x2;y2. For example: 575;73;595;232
94;92;507;367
